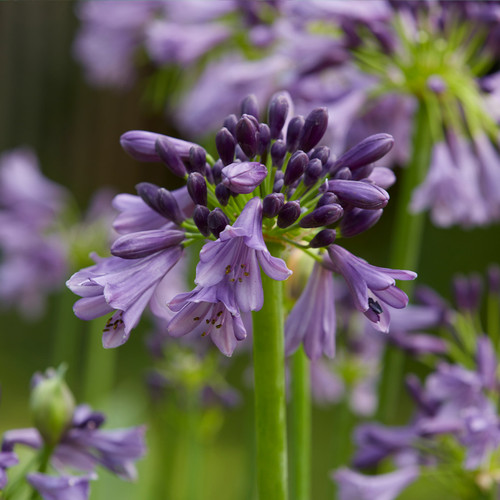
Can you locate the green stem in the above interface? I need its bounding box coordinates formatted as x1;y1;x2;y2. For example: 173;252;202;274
183;389;203;500
82;319;117;406
289;346;311;500
51;288;83;390
376;101;433;424
252;243;288;500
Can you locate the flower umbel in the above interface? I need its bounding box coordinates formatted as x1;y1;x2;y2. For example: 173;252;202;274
68;92;415;357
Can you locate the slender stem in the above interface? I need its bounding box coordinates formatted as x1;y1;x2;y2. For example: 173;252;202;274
82;319;117;406
376;101;433;424
252;243;288;500
183;388;203;500
289;346;311;500
51;288;83;390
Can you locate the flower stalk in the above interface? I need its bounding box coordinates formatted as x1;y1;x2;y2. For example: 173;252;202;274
252;242;288;500
289;346;311;500
377;101;434;423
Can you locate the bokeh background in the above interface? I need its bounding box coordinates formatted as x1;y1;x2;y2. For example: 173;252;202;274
1;2;500;499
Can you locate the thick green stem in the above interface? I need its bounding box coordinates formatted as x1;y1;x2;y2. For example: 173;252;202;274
183;389;203;500
377;101;433;424
82;319;117;406
252;243;288;500
289;346;311;500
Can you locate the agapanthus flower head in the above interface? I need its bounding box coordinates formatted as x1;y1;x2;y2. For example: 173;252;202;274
68;93;414;357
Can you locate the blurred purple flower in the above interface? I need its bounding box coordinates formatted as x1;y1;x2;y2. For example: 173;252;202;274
332;466;419;500
2;405;145;482
0;451;18;489
27;473;95;500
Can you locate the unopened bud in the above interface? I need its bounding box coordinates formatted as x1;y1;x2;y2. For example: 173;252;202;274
155;137;188;177
268;91;291;140
309;229;336;248
193;205;210;237
30;367;75;446
298;107;328;152
271;140;287;168
277;201;301;228
263;193;285;218
284;151;308;186
208;208;230;238
187;173;207;206
188;146;206;174
236;116;258;158
216;128;236;166
299;204;343;228
240;94;259;119
286;115;305;153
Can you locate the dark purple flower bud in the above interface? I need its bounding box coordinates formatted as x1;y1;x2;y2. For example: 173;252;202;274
240;94;259;119
286;115;305;153
298;107;328;152
205;164;214;184
193;205;210;237
156;187;184;224
273;178;284;193
212;159;223;184
309;228;336;248
333;167;352;180
322;179;389;209
299;204;344;228
488;264;500;295
215;183;231;206
284;151;308;186
304;158;323;187
235;144;249;162
223;114;238;136
216;127;236;166
136;182;161;211
208;208;230;238
257;123;271;156
263;193;285;218
188;146;206;174
236;116;258;158
187;172;207;206
120;130;195;163
277;201;301;228
111;229;185;259
271;140;287;168
309;146;330;165
316;192;339;208
155;137;188;178
340;208;383;237
221;161;267;194
268;91;290;140
351;164;373;180
335;133;394;170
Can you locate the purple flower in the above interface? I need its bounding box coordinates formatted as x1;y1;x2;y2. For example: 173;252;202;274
3;405;146;482
67;244;183;347
27;473;95;500
195;197;291;312
0;148;67;229
325;245;416;332
221;162;268;194
167;285;248;356
0;220;68;318
285;261;336;360
145;20;230;65
332;466;419;500
0;451;18;489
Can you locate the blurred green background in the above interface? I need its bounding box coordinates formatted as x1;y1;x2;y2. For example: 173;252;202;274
1;2;499;499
